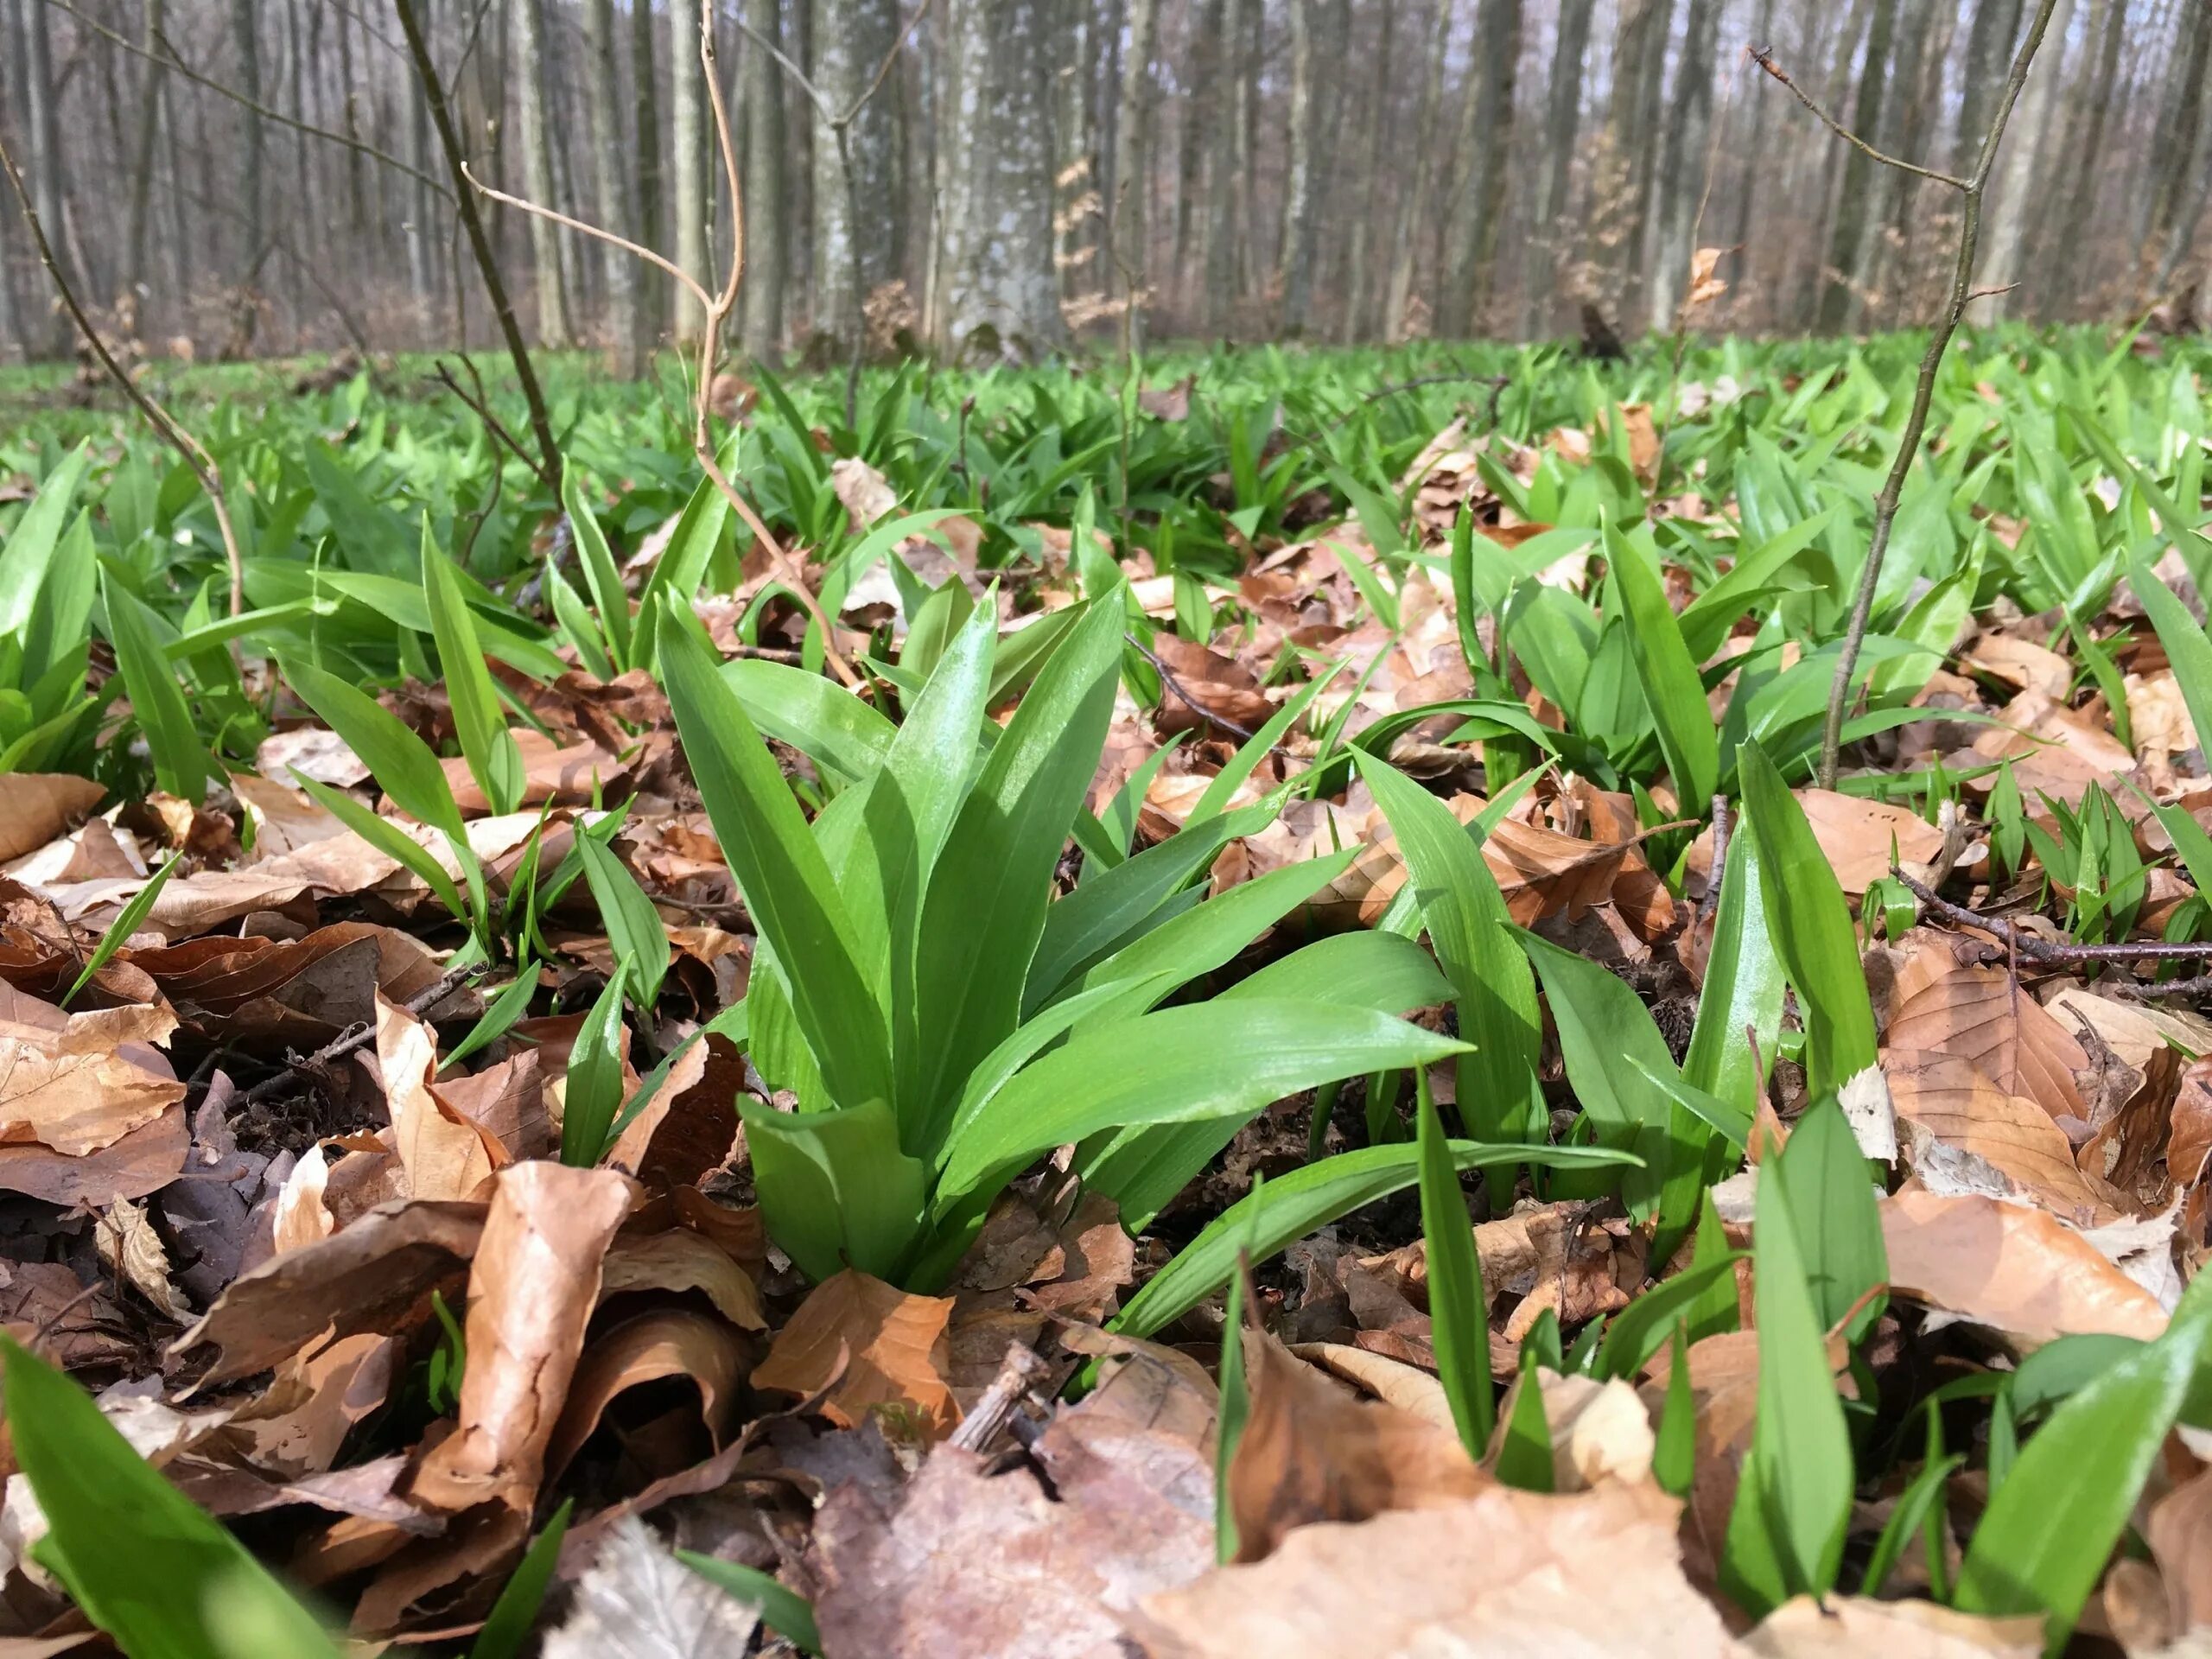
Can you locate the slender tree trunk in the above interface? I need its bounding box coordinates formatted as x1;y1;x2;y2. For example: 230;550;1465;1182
234;0;266;263
337;0;366;239
1870;0;1948;325
1815;0;1897;332
404;0;436;315
1442;0;1527;335
1174;0;1222;321
1524;0;1593;336
632;0;663;355
1382;0;1452;340
671;0;709;340
933;0;1065;357
1648;0;1720;328
576;0;634;362
1727;0;1777;256
1980;0;2070;318
2057;0;2126;308
1109;0;1160;346
2147;0;2212;296
810;0;899;353
1586;0;1661;329
1340;0;1395;340
1954;0;2027;172
125;0;168;305
739;0;786;356
1277;0;1319;332
21;0;73;353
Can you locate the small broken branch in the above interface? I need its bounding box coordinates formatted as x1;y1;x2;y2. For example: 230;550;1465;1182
1;136;245;626
1748;46;1969;192
237;960;480;1107
1123;632;1266;744
1766;0;2061;790
1889;866;2212;964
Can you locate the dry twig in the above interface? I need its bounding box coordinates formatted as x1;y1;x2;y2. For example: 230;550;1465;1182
1752;1;2061;790
1889;865;2212;964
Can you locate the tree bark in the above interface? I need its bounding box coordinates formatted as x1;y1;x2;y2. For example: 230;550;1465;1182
578;0;636;365
810;0;900;353
632;0;664;354
511;0;574;345
669;0;709;341
1815;0;1897;332
1174;0;1222;319
2056;0;2125;307
1648;0;1720;328
1441;0;1527;335
21;0;73;353
739;0;786;356
124;0;168;305
1277;0;1319;333
932;0;1065;359
1524;0;1593;335
2147;0;2212;295
1954;0;2027;173
1382;0;1452;340
1109;0;1160;346
1980;0;2070;318
1586;0;1662;330
234;0;266;260
1340;0;1395;340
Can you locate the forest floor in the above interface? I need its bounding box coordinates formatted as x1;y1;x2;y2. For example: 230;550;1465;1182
0;327;2209;1656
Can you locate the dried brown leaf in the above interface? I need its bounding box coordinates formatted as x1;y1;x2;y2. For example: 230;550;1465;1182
753;1268;957;1436
0;774;105;862
542;1308;753;1481
1886;955;2088;1122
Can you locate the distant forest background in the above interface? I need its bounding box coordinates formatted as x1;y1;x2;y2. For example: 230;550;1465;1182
1;0;2207;366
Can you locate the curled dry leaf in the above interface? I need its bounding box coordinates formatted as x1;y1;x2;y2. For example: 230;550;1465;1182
1227;1327;1485;1563
173;1198;486;1383
1885;1049;2106;1213
0;773;105;862
597;1226;766;1332
410;1160;637;1513
1879;1187;2168;1344
1127;1481;1727;1659
1287;1342;1454;1432
542;1308;755;1481
753;1268;957;1437
378;996;496;1203
0;987;185;1156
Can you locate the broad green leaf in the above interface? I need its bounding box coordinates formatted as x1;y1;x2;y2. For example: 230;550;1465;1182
739;1096;929;1282
677;1554;821;1654
661;603;893;1113
1593;1249;1748;1380
1738;740;1877;1092
0;442;90;638
1216;1254;1252;1564
940;1000;1467;1201
560;962;631;1166
1775;1095;1886;1341
442;963;539;1074
906;601;1123;1146
1956;1269;2212;1651
547;563;615;681
1354;753;1541;1143
102;572;211;803
2;1335;342;1658
280;654;467;841
720;658;897;787
471;1500;574;1659
1494;1355;1556;1491
2133;558;2212;781
1515;927;1693;1224
1721;1146;1852;1615
1861;1453;1961;1600
561;465;634;670
1110;1139;1638;1339
1218;930;1452;1012
423;523;524;816
1681;821;1785;1116
578;836;672;1009
1652;1325;1696;1496
1075;849;1359;1001
632;435;737;671
1608;519;1718;812
1416;1074;1493;1457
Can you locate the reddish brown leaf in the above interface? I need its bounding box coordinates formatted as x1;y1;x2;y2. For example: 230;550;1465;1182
753;1268;957;1437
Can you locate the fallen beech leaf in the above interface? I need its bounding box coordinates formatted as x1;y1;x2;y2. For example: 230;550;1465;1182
2044;987;2212;1079
0;987;185;1156
0;774;105;862
542;1308;753;1480
597;1227;766;1332
1885;1049;2105;1212
1685;247;1730;309
1880;1187;2168;1344
813;1406;1211;1658
1522;1370;1656;1491
1057;1326;1219;1450
429;1050;551;1166
1147;634;1276;737
1741;1596;2042;1656
440;730;626;817
173;1198;486;1383
542;1513;761;1657
1962;632;2075;702
226;1332;395;1478
410;1161;637;1512
96;1195;192;1321
1886;954;2088;1122
0;1102;189;1208
378;997;495;1203
752;1268;957;1437
2148;1466;2212;1634
1127;1482;1726;1659
1228;1328;1485;1562
1793;789;1946;895
1287;1342;1454;1431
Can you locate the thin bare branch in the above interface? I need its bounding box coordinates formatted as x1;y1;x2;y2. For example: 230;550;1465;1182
1;135;245;626
1805;0;2061;789
1748;44;1969;192
462;162;714;312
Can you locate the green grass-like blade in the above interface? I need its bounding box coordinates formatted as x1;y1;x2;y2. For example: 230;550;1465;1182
1416;1073;1493;1457
422;522;524;817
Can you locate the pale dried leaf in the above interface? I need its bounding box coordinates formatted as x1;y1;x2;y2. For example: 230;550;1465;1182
1741;1596;2042;1656
540;1514;760;1659
0;774;105;863
1887;955;2089;1122
378;996;495;1203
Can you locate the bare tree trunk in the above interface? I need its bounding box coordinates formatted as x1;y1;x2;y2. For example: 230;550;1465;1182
2057;0;2126;307
1174;0;1222;321
579;0;636;365
1586;0;1662;329
1869;0;1948;325
1340;0;1395;340
1648;0;1720;327
1277;0;1319;332
1524;0;1593;336
1382;0;1452;340
234;0;266;260
1441;0;1527;335
125;0;168;306
1815;0;1897;332
739;0;786;356
1109;0;1160;346
632;0;663;355
1052;0;1098;308
810;0;900;353
1954;0;2027;172
1980;0;2070;317
671;0;709;340
2147;0;2212;296
933;0;1065;357
20;0;73;353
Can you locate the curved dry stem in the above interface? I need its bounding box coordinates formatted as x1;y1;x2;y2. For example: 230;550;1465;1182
462;163;715;314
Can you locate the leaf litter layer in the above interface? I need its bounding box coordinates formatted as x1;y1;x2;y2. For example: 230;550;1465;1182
0;327;2210;1652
